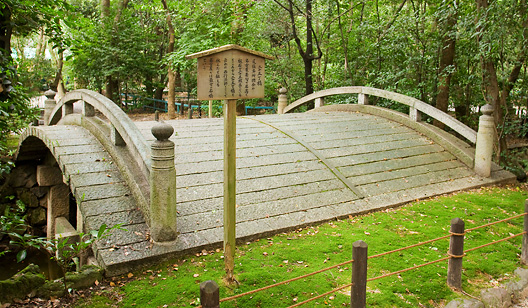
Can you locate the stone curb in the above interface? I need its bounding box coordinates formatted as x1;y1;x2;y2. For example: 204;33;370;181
446;268;528;308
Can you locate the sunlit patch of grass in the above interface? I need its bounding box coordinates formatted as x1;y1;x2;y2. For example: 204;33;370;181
84;185;528;307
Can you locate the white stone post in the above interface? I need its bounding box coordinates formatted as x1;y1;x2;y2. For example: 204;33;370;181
409;107;422;122
150;122;178;242
44;90;56;125
277;87;288;114
474;104;494;177
315;97;325;108
358;93;369;105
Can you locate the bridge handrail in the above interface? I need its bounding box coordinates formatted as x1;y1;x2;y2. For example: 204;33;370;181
47;89;151;175
283;86;477;144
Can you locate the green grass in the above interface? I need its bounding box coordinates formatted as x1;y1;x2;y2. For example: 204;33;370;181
75;185;528;307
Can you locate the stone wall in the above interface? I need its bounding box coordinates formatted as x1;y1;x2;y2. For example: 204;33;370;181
2;162;73;238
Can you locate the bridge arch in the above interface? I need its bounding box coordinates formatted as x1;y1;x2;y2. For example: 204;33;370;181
10;87;510;276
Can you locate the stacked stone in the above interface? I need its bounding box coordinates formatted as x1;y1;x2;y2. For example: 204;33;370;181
2;162;68;238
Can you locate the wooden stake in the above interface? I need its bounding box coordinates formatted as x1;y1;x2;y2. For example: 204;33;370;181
447;218;465;289
224;99;237;283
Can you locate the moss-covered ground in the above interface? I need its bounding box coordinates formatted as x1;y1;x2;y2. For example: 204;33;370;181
73;185;528;307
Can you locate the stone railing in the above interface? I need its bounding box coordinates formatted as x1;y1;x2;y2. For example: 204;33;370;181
280;86;494;177
43;89;178;242
45;89;151;176
282;86;477;144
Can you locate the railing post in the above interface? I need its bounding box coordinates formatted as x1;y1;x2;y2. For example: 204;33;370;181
521;200;528;264
277;87;288;114
351;240;368;308
409;107;421;122
447;218;465;290
44;89;56;125
82;101;95;117
358;93;369;105
315;97;325;108
474;104;494;177
200;280;220;308
150;121;178;242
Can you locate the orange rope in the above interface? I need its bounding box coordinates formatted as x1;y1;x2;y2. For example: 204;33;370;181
464;232;526;254
367;256;450;282
287;283;353;308
465;213;525;232
218;259;354;303
368;233;451;259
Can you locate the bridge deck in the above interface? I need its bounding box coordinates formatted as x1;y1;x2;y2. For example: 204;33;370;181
27;111;515;275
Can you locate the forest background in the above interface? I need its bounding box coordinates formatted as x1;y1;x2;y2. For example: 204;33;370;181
1;0;528;172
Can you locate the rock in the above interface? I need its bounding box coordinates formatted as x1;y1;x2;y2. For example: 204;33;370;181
17;189;39;208
28;207;47;226
480;287;511;308
8;164;37;188
506;268;528;299
35;280;65;299
39;197;48;208
0;264;45;304
64;265;104;290
444;299;484;308
515;268;528;281
30;186;49;199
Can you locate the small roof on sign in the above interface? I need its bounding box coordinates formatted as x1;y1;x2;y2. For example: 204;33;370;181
185;44;274;60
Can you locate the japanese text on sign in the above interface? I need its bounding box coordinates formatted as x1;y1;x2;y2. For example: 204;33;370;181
196;50;266;100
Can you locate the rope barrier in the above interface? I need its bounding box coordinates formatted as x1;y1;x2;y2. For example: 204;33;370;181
464;232;526;254
465;213;526;232
367;256;450;282
218;259;354;303
286;283;353;308
447;251;466;258
368;233;452;259
205;212;526;307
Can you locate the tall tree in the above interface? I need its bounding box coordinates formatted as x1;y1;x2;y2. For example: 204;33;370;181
161;0;176;119
434;2;458;129
273;0;323;108
475;0;528;160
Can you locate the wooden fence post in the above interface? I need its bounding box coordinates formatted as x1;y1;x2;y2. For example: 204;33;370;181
200;280;219;308
447;218;465;289
521;200;528;264
351;240;368;308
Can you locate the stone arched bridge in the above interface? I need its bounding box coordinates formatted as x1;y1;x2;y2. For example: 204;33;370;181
15;88;514;276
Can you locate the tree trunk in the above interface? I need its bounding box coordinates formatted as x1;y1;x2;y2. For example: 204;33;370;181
476;0;528;161
101;0;110;18
434;9;457;129
276;0;322;109
51;51;64;93
161;0;176;119
0;6;12;58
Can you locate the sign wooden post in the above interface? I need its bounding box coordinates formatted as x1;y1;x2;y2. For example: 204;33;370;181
186;45;272;283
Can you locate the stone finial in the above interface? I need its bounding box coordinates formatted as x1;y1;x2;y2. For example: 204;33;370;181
44;89;56;100
151;122;174;141
279;87;287;95
481;104;493;116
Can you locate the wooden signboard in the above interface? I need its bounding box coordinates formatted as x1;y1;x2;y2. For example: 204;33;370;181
186;45;272;284
186;45;273;100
